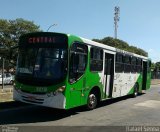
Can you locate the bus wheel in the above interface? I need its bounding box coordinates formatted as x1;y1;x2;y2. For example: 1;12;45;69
132;83;138;97
87;92;98;110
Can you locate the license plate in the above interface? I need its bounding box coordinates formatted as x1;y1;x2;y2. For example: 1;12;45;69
36;87;47;92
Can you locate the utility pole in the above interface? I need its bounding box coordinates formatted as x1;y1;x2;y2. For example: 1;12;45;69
114;6;120;39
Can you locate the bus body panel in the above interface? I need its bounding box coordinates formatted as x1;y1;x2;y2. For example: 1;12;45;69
13;32;151;109
113;73;141;98
65;36;104;109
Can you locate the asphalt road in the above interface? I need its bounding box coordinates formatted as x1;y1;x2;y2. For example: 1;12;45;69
0;85;160;131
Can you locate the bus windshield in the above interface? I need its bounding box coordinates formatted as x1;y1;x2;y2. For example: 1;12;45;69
16;47;67;86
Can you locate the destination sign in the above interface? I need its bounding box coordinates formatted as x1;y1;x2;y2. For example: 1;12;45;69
19;32;68;48
28;37;56;44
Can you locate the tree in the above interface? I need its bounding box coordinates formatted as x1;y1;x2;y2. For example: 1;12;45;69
0;18;41;71
0;18;40;48
93;37;148;57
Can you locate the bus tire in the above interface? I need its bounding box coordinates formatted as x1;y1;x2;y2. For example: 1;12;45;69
87;91;98;110
132;83;138;98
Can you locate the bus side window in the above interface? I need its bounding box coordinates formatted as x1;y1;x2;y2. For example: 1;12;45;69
136;58;142;73
124;55;131;73
90;47;103;72
131;57;137;73
115;53;124;72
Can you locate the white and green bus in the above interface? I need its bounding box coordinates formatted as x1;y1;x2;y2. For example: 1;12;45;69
13;32;151;110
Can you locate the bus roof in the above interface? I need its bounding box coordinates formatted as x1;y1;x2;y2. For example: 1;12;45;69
67;34;149;61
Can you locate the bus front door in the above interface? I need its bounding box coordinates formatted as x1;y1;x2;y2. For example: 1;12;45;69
104;53;114;98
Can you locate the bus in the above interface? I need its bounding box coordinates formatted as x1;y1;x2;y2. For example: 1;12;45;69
13;32;151;110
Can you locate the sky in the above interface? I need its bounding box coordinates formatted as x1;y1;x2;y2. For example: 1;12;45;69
0;0;160;62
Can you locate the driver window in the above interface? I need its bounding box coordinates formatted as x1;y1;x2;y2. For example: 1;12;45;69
69;43;88;83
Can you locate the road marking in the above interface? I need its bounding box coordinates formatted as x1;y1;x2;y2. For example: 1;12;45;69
135;100;160;108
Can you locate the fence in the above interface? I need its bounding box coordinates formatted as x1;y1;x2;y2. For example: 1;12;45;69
151;71;160;79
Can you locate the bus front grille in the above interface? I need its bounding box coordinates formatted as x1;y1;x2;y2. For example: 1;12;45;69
21;95;44;104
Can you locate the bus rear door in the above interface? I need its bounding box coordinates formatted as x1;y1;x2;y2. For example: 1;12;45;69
103;53;114;98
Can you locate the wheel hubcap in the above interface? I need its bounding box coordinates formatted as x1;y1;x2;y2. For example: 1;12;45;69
88;94;97;109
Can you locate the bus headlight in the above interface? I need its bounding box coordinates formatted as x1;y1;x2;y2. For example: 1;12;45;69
53;86;66;95
57;86;66;92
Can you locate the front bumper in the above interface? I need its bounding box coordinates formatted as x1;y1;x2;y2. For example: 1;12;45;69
13;88;66;109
